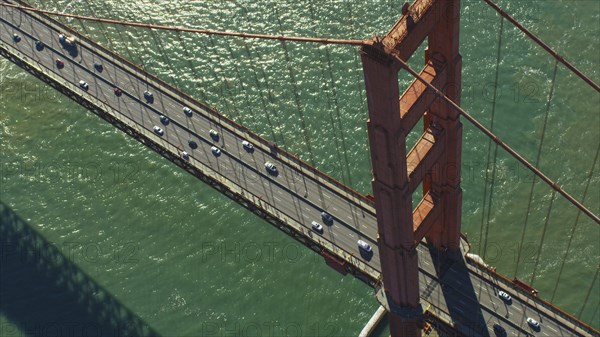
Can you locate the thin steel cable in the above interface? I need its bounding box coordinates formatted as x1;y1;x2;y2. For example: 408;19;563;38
578;263;600;318
325;46;354;188
480;16;504;258
173;30;209;103
207;35;241;120
0;2;368;46
241;42;288;148
275;6;316;166
386;50;600;225
130;2;182;90
96;2;139;68
515;60;559;277
222;38;269;138
551;141;600;301
529;190;556;285
482;0;600;94
346;1;373;187
305;1;347;185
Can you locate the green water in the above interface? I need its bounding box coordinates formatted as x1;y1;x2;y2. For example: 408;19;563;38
0;0;598;336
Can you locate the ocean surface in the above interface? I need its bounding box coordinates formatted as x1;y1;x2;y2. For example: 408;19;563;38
1;0;598;336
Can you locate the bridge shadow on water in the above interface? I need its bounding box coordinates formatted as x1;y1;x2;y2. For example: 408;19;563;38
0;201;160;337
428;245;491;337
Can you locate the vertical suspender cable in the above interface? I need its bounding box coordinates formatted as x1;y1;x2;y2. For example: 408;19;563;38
551;141;600;301
173;30;209;103
516;60;558;279
346;2;372;187
130;2;182;91
479;16;503;258
578;263;600;319
275;6;316;166
222;40;268;136
242;42;288;149
96;2;139;69
305;2;348;185
207;35;241;120
529;190;556;285
325;46;354;188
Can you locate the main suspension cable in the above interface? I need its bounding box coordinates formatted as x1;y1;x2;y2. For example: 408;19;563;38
0;2;369;46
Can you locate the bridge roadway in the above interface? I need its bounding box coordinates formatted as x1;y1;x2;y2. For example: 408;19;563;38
0;2;597;336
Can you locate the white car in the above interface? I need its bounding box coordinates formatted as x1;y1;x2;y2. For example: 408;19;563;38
526;317;540;330
183;106;193;117
242;140;254;152
153;126;164;136
498;290;511;302
181;151;189;160
211;146;221;157
78;80;89;90
311;221;323;233
357;240;372;253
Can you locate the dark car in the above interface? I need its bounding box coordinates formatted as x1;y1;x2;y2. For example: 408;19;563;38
321;212;333;225
114;87;122;96
143;90;154;103
93;62;103;72
159;115;170;125
13;34;21;42
35;40;44;51
55;59;65;69
492;323;506;336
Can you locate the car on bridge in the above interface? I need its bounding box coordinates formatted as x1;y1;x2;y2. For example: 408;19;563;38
160;115;170;125
181;151;190;161
78;80;89;90
311;221;323;233
12;34;21;42
55;59;64;69
526;317;540;331
265;162;278;175
498;290;511;302
209;129;219;141
357;240;372;253
242;140;254;152
153;126;164;136
94;62;103;72
492;323;506;336
113;87;122;97
211;146;221;157
34;40;44;51
143;90;154;103
183;106;193;117
188;140;198;149
321;212;333;225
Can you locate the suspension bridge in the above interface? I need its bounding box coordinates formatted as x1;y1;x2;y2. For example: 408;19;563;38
0;0;598;336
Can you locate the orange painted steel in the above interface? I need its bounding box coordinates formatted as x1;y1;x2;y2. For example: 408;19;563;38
360;0;462;335
0;2;370;46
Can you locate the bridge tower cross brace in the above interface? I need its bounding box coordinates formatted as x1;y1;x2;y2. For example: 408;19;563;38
360;0;462;335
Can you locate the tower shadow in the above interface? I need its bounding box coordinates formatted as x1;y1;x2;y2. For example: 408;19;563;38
0;200;160;337
428;244;491;337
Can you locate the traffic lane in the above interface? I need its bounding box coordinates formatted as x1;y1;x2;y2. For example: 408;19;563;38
465;266;580;337
30;7;381;245
159;117;382;267
6;10;564;337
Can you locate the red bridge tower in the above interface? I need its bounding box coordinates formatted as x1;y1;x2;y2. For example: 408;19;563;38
361;0;462;335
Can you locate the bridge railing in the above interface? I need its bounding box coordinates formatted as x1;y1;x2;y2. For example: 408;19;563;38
465;255;599;336
10;0;377;214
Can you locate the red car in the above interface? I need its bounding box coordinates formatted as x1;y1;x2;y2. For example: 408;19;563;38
113;87;122;96
55;59;64;68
